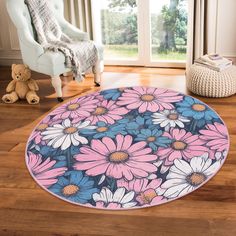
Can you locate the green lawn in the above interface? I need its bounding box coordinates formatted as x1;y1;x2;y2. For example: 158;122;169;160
104;45;138;59
104;45;186;61
152;51;187;61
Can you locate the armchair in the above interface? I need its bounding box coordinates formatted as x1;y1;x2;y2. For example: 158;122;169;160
6;0;104;101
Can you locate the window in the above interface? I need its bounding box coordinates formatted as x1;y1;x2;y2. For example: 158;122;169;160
92;0;188;67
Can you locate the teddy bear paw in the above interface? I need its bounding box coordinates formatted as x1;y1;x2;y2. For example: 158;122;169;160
28;95;40;105
2;94;16;103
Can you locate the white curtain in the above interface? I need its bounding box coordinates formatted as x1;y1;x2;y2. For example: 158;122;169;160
186;0;219;73
64;0;93;39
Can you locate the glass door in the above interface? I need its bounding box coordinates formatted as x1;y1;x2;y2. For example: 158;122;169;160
92;0;188;67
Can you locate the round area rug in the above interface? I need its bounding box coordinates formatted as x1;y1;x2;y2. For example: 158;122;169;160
26;87;230;210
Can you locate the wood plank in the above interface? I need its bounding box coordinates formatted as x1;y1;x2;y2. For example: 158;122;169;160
0;208;235;236
0;230;102;236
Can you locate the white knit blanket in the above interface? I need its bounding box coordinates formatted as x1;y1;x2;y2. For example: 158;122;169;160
25;0;98;81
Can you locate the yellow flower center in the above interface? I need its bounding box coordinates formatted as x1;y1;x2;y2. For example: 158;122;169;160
37;123;48;131
67;103;80;111
139;189;157;204
141;94;155;102
172;141;187;150
168;114;179;120
109;151;129;163
62;184;79;196
192;104;206;112
147;136;156;142
96;126;108;132
187;173;206;186
64;127;78;134
93;107;107;115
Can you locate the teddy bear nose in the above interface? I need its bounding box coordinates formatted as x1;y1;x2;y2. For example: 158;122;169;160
16;76;19;79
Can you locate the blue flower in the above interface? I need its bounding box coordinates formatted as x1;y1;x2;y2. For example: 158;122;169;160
49;171;98;204
80;121;127;139
117;111;139;124
124;115;153;135
176;97;218;121
142;111;155;125
39;145;65;158
135;128;172;151
101;88;124;100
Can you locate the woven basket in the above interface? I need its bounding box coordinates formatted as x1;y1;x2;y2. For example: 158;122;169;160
187;65;236;97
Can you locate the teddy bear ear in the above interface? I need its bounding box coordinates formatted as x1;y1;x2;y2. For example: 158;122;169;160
24;64;29;69
11;64;16;70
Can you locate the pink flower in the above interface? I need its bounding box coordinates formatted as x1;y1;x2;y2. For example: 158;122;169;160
199;122;229;152
74;134;158;181
50;96;99;122
117;87;183;113
117;178;166;206
157;128;209;165
27;152;67;188
83;100;129;125
93;91;105;101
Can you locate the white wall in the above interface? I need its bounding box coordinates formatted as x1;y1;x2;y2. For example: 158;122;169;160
216;0;236;63
0;0;22;65
0;0;236;65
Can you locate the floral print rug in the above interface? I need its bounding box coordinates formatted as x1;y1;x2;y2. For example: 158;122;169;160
26;87;230;210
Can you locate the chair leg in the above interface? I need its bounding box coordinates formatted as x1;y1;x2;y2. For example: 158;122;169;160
94;73;101;87
51;76;63;102
93;60;104;87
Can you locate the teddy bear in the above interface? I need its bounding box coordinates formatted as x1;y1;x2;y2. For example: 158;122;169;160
2;64;40;104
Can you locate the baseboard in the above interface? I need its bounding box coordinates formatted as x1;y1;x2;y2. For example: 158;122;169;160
0;50;22;66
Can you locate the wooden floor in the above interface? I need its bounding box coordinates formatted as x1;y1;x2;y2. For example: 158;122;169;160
0;66;235;236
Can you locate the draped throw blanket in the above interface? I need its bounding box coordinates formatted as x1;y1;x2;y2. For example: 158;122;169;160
25;0;98;81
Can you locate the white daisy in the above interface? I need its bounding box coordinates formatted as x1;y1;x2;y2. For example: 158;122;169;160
157;154;221;199
42;118;96;150
152;110;190;131
93;187;137;208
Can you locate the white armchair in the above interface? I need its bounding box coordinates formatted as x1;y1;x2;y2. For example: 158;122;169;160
6;0;104;102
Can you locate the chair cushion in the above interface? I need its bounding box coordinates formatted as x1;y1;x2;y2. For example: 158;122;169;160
37;51;70;76
37;51;65;66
